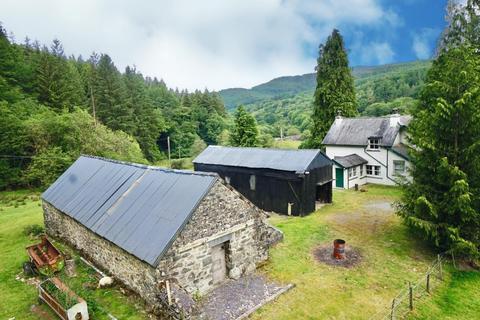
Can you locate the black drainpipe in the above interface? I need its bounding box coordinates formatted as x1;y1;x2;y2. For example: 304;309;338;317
363;146;397;184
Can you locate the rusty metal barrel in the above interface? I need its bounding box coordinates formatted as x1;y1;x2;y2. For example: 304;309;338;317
333;239;346;260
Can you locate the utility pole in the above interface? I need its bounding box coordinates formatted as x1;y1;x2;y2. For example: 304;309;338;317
167;136;171;167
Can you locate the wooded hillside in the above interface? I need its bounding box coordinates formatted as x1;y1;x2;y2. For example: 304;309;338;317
0;26;227;189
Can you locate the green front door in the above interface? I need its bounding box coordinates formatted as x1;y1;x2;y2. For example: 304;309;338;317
335;168;344;188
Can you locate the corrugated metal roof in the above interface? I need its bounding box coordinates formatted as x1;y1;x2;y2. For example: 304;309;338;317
333;154;368;168
42;156;217;267
322;115;411;147
193;146;329;172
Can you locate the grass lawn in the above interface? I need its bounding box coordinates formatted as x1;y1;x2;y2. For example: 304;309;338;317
253;185;479;320
1;186;478;319
0;191;148;320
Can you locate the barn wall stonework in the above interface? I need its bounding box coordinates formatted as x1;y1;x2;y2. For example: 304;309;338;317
43;180;282;316
43;201;161;305
157;180;283;295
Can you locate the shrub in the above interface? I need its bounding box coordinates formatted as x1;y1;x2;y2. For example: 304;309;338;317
23;224;45;237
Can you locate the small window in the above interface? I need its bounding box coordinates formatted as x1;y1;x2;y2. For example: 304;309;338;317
225;176;231;184
368;138;381;150
393;160;405;175
366;165;381;176
249;175;256;191
348;166;357;178
360;165;363;176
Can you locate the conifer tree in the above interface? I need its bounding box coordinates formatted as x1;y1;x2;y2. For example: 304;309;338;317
397;45;480;258
438;0;480;53
94;54;132;132
230;106;258;147
302;29;357;148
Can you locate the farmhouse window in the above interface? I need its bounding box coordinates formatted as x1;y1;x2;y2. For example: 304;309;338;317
249;175;256;191
366;165;381;176
368;138;380;150
348;166;357;178
393;160;405;175
360;165;363;176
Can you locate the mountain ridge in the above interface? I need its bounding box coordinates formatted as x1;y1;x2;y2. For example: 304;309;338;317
219;60;431;110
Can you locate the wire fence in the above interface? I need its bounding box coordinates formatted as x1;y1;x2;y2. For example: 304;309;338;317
370;253;452;320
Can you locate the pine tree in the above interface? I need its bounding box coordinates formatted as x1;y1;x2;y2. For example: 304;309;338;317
302;29;357;148
229;106;258;147
437;0;480;53
94;54;132;132
397;46;480;258
123;66;164;161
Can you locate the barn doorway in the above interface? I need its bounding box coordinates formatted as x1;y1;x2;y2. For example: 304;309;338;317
316;181;332;203
211;242;228;285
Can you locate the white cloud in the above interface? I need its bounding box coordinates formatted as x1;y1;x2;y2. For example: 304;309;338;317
361;42;395;65
2;0;400;90
412;28;439;60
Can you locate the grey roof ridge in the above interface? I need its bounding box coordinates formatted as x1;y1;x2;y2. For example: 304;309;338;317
195;145;323;152
80;154;219;178
192;145;327;168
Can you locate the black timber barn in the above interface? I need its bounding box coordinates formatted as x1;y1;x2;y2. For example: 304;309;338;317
193;146;333;216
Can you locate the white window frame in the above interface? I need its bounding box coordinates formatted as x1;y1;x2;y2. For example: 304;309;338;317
393;160;405;175
348;166;357;179
368;138;381;150
249;175;256;190
366;165;381;176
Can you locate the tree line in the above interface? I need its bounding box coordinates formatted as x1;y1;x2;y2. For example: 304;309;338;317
0;25;250;189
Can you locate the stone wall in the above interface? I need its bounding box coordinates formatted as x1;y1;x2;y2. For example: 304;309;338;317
157;180;283;295
43;202;161;306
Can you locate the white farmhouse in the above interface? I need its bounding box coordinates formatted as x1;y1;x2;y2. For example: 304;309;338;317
322;113;411;189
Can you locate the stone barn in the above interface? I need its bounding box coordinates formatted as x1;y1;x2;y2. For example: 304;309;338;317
42;156;282;317
193;146;333;216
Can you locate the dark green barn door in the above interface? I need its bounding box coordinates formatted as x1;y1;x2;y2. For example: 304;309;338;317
335;168;344;188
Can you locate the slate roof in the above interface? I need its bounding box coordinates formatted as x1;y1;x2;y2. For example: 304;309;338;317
193;146;330;173
333;154;368;168
42;156;218;267
391;143;410;160
322;115;411;147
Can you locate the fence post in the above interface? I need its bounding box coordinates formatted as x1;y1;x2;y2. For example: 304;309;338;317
390;298;395;320
426;273;430;294
451;251;457;269
438;254;443;280
409;282;413;311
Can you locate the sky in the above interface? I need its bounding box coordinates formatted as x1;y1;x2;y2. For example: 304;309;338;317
1;0;448;91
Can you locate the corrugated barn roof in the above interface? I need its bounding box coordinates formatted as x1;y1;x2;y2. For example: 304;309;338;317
193;146;329;172
42;156;217;267
322;115;411;147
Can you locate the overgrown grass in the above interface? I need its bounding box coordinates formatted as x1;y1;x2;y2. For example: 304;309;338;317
409;269;480;320
271;139;301;149
0;192;147;320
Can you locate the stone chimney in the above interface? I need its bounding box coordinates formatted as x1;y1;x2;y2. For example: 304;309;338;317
389;108;400;127
335;110;343;123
